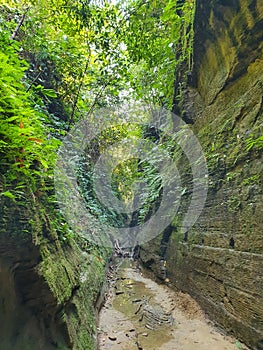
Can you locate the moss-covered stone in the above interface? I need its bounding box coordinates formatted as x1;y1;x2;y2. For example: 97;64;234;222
0;193;110;350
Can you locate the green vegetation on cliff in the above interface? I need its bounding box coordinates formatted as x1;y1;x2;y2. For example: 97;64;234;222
0;1;197;349
1;0;262;349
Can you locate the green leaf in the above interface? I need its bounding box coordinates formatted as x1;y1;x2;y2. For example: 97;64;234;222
235;340;243;350
5;115;20;122
1;191;15;200
42;89;57;98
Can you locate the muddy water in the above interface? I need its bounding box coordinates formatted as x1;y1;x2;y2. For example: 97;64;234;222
112;273;173;349
98;260;248;350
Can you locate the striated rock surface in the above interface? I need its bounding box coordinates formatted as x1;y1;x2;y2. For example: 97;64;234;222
0;194;108;350
140;1;263;349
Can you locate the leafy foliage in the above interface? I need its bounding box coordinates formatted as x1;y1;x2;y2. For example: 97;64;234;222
0;0;196;240
245;135;263;151
119;0;196;108
0;31;58;194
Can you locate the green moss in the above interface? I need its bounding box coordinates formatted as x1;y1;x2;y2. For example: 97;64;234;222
38;241;109;348
0;185;111;349
242;174;260;186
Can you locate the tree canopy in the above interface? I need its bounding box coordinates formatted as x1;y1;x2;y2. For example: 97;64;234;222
0;0;196;240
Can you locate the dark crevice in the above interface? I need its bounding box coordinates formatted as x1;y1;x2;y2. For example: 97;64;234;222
229;237;235;249
160;225;173;258
144;258;155;269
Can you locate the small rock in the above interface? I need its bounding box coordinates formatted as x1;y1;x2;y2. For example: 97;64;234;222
115;291;124;295
108;335;117;341
145;324;154;330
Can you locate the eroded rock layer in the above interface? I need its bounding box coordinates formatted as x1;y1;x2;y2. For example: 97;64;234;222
140;1;263;349
0;195;108;350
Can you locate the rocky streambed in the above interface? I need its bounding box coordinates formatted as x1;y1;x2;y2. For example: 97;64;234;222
98;260;248;350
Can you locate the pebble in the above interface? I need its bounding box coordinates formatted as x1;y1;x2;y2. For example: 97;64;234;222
108;335;117;341
115;291;124;295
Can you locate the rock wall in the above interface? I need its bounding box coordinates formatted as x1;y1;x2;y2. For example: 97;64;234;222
140;1;263;349
0;194;108;350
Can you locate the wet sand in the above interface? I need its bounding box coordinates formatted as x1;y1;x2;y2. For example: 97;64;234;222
98;261;249;350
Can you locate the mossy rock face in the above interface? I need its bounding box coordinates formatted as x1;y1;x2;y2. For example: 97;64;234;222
0;194;109;350
141;1;263;349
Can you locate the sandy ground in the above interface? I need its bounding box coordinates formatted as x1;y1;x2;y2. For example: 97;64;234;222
98;261;249;350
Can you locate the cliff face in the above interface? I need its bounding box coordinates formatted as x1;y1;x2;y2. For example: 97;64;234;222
140;1;263;349
0;195;108;350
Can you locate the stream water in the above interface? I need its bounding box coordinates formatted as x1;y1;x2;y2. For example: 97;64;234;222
98;259;248;350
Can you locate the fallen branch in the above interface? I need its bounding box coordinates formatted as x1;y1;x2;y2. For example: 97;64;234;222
135;330;143;350
135;303;142;315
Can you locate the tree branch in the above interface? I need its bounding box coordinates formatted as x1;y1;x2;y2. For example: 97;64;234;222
26;71;42;92
9;7;30;40
67;60;90;131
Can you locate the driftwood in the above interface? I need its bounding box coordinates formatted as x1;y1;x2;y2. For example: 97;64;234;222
113;239;130;258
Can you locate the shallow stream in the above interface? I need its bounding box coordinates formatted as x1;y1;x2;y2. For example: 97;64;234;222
98;260;248;350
